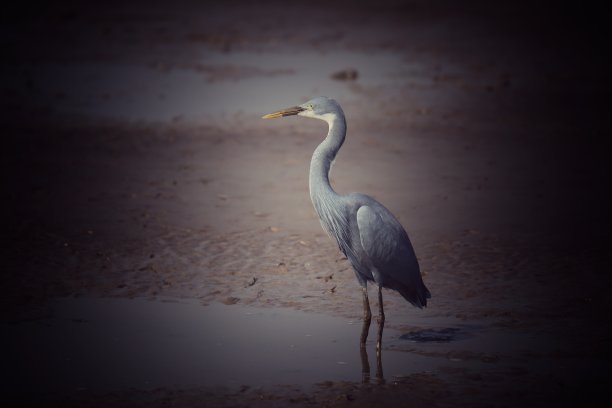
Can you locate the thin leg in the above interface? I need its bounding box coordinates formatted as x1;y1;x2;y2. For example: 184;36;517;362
375;343;384;384
359;328;371;384
360;286;372;347
363;286;372;322
376;286;385;353
375;286;385;384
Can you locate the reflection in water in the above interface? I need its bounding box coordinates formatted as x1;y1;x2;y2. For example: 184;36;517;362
359;312;385;384
360;344;371;383
358;286;387;383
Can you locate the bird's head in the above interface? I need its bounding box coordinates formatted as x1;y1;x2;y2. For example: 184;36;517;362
262;96;343;123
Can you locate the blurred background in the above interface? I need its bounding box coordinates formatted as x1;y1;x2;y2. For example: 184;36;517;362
2;0;611;405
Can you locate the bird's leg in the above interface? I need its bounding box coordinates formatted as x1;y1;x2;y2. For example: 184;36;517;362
360;286;372;347
360;339;371;384
360;286;373;382
375;343;384;384
360;308;372;347
363;286;372;322
376;286;385;354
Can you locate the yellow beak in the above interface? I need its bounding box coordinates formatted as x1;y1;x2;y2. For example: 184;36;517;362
261;106;305;119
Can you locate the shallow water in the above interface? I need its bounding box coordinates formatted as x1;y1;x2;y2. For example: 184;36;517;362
3;296;575;394
15;50;422;122
3;297;458;392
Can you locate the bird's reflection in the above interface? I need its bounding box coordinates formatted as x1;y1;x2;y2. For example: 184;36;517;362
360;315;385;384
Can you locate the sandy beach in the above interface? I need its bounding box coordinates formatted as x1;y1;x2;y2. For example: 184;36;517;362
3;1;611;406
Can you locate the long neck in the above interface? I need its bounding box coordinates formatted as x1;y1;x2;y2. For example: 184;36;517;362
309;113;347;204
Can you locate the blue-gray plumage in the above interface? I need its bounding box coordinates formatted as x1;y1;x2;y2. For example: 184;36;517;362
263;96;431;348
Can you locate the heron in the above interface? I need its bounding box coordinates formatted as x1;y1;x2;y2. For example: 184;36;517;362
262;96;430;352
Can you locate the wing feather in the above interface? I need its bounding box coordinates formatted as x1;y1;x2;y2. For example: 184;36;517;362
356;204;430;307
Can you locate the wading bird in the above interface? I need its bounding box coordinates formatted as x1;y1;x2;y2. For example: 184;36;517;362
262;97;430;352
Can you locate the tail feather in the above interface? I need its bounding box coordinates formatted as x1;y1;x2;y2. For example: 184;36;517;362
394;281;431;308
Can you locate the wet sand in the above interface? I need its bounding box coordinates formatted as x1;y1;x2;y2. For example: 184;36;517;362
3;0;611;406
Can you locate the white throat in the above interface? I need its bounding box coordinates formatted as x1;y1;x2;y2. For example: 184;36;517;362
299;110;338;127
